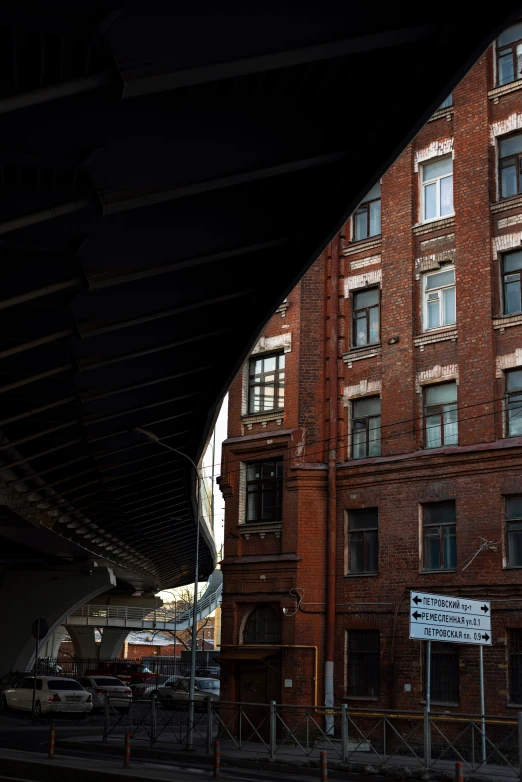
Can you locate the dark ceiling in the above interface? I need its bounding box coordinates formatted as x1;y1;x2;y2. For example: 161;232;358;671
0;2;519;590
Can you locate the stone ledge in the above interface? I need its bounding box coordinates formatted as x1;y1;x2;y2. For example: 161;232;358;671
493;313;522;331
488;80;522;102
275;300;290;318
412;216;455;236
238;521;282;539
414;328;458;351
342;236;382;256
342;346;382;367
491;195;522;214
241;411;284;431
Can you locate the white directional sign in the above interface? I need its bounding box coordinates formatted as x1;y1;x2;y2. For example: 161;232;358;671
409;591;492;646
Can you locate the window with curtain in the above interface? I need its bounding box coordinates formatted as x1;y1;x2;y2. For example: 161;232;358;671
353;182;381;242
244;605;281;644
506;497;522;567
506;369;522;437
352;397;381;459
497;23;522;86
352;287;380;347
422;501;457;571
423;267;456;331
499;133;522;199
424;382;458;448
421;157;453;222
348;508;378;574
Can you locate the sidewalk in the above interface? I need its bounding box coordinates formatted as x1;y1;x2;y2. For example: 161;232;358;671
59;730;520;781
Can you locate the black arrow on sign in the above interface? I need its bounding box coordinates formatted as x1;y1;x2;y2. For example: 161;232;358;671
481;633;490;642
412;611;421;620
481;604;489;613
412;595;422;605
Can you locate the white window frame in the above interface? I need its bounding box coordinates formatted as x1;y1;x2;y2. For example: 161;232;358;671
422;266;456;332
420;155;454;224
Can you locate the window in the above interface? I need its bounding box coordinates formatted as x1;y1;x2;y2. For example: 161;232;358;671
352;397;381;459
347;631;380;697
348;508;378;574
509;630;522;702
424;382;458;448
246;459;283;522
506;369;522;437
352;287;380;346
424;642;459;703
248;352;285;413
499;133;522;198
244;605;281;644
421;157;453;222
503;250;522;314
423;267;456;331
438;94;453;109
497;23;522;86
353;182;381;242
506;497;522;567
422;501;457;571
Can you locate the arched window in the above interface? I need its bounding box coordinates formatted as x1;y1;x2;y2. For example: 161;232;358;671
244;605;281;644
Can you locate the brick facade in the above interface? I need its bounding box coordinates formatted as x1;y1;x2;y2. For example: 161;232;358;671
219;40;522;717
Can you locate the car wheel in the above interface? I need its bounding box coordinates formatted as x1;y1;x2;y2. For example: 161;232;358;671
34;700;43;718
0;694;9;712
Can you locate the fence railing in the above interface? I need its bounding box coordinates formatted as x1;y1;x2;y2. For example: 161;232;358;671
17;657;219;682
103;697;522;776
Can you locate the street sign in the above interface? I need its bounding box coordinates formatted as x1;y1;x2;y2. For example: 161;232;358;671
409;591;491;645
31;618;48;640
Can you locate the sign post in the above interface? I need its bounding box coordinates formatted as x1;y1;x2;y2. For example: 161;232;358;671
31;618;48;724
409;592;491;767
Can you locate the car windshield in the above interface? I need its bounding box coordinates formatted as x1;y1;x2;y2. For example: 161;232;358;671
48;680;83;690
198;679;219;690
94;678;125;687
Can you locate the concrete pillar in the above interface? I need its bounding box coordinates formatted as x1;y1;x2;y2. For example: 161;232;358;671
66;626;98;660
99;629;129;660
0;566;116;675
39;625;68;659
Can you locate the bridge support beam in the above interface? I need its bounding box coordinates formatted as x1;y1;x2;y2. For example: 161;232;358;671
66;626;98;660
99;629;129;659
0;566;116;675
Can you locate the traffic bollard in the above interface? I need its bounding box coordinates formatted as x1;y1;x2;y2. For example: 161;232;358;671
48;725;55;759
213;739;220;778
455;761;463;782
124;731;131;768
321;749;327;781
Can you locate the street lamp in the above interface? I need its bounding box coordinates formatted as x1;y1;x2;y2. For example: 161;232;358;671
135;427;201;750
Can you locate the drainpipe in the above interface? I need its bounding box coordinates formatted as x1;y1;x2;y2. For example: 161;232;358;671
325;238;339;736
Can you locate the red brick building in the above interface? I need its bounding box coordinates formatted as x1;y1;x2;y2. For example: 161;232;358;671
218;25;522;718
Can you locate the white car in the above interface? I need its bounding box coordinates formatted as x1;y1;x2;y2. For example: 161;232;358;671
1;676;92;717
157;677;220;710
77;676;132;710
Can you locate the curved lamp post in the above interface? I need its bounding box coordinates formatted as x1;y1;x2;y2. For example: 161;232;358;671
135;427;200;750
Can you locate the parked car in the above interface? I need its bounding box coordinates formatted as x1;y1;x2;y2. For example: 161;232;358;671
1;676;92;717
0;671;32;697
77;675;132;710
85;662;155;686
156;677;219;710
131;674;178;699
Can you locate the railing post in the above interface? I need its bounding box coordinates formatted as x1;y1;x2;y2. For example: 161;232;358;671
206;697;213;755
341;704;348;763
518;713;522;777
103;694;110;742
517;711;522;776
151;694;157;748
213;739;221;779
320;749;328;782
269;701;276;763
455;761;463;782
424;706;431;769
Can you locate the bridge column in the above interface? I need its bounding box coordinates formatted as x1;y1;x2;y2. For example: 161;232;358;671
39;625;68;659
0;566;116;676
66;626;98;660
99;629;129;660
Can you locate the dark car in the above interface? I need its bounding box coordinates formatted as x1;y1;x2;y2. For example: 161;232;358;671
85;662;155;686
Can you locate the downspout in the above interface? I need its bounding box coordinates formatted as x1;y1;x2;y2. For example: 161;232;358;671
325;237;339;736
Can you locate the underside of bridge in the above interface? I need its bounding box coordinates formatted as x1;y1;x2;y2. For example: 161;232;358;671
0;3;519;609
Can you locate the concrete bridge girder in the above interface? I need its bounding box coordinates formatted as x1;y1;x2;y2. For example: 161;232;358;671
0;566;116;675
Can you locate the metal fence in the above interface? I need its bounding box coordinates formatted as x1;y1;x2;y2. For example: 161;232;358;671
30;657;219;680
103;697;522;777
